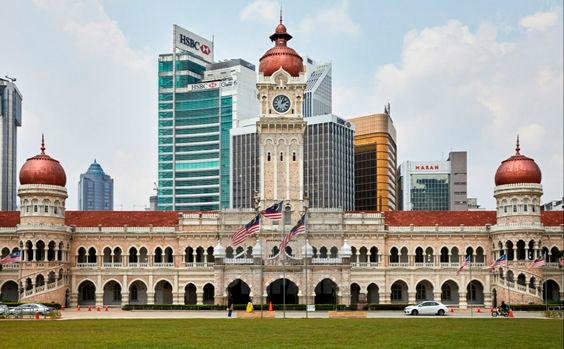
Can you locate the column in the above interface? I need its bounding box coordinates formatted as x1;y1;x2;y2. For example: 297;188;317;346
203;252;208;267
54;247;59;262
32;247;37;261
367;252;371;267
459;291;468;309
191;251;195;267
408;292;416;304
433;292;442;302
196;291;203;305
381;291;391;304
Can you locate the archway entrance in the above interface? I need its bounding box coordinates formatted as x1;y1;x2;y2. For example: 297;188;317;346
390;280;408;303
350;283;360;305
228;279;250;305
77;280;96;306
467;280;484;305
154;280;173;304
543;280;561;302
184;283;197;305
0;281;19;302
441;280;459;305
103;281;122;306
267;279;299;305
129;281;148;304
315;279;337;305
416;280;434;302
203;284;215;304
367;283;379;304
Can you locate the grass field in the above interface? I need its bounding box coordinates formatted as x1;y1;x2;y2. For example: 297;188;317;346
0;318;562;348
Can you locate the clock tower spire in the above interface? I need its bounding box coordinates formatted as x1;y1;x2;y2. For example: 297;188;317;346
256;18;306;215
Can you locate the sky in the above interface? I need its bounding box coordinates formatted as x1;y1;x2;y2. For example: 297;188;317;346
1;0;562;210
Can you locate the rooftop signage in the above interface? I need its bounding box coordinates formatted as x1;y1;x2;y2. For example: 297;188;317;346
173;25;213;63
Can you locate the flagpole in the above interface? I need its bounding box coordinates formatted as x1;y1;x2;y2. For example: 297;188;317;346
469;258;473;318
304;196;309;319
254;193;263;319
281;201;286;319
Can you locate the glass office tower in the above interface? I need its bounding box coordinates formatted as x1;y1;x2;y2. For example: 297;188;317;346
0;77;22;210
157;26;258;211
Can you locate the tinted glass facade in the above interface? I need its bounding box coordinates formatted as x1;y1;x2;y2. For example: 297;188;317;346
231;131;259;208
78;160;113;211
303;62;331;118
410;174;450;210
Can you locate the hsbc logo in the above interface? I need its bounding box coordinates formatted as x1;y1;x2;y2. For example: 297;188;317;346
179;34;211;56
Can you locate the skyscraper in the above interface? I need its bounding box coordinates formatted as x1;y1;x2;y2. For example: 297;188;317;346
303;57;331;118
0;77;22;210
398;151;468;211
349;109;398;211
78;160;113;211
157;25;259;211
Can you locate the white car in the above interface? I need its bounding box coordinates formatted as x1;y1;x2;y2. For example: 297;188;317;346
404;301;448;316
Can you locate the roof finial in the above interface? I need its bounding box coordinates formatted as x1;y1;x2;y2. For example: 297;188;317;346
515;134;520;155
280;7;283;24
40;134;45;154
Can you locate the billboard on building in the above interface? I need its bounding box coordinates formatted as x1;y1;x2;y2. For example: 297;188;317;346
173;25;214;63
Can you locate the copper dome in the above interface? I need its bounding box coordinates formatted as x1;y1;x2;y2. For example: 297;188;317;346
259;18;303;77
19;136;67;187
494;137;541;186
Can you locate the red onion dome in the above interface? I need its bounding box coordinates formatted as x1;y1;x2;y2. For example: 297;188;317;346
494;136;541;186
259;17;303;77
19;136;67;187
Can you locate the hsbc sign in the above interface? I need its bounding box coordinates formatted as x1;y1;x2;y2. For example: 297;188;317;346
173;25;213;63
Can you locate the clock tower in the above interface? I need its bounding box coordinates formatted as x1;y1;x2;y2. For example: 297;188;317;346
256;17;306;214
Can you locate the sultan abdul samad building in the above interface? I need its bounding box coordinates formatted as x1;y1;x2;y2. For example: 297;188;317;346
0;20;562;309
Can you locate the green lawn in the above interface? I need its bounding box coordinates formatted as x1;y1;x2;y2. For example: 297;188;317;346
0;318;562;349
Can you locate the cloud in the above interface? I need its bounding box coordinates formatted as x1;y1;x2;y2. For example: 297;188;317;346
240;0;279;24
519;8;560;32
367;15;563;208
33;0;152;77
297;1;361;37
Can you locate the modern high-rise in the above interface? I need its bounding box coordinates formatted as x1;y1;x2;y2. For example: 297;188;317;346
349;109;398;211
157;25;259;211
398;151;468;211
303;57;331;118
304;114;354;210
78;160;113;211
0;77;22;210
230;114;355;210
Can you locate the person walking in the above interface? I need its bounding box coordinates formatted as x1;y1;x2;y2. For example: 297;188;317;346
227;296;234;318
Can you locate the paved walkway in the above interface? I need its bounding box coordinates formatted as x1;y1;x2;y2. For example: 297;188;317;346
57;309;547;320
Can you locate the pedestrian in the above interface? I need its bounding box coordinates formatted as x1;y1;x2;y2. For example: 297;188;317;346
227;296;234;318
246;300;254;313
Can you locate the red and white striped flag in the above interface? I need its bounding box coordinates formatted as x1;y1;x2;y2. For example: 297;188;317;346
231;214;260;246
457;255;471;275
527;256;546;269
279;214;305;252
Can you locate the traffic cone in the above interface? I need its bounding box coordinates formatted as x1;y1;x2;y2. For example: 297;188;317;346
61;305;65;312
88;305;92;311
97;305;100;312
450;307;454;312
77;305;80;311
269;301;273;312
509;308;514;318
477;307;481;313
105;305;109;312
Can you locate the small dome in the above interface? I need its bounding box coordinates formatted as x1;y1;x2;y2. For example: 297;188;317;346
341;239;352;257
214;241;225;258
301;239;313;257
85;159;106;176
258;18;303;77
252;239;262;258
19;136;66;187
495;137;541;186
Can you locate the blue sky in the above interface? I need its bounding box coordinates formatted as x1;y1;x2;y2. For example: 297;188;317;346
1;0;562;210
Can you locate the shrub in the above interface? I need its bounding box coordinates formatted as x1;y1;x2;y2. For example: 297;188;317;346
366;303;409;311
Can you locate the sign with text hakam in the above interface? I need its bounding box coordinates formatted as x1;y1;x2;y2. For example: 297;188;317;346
173;25;213;63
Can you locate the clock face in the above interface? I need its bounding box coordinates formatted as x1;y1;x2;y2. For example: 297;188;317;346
272;94;291;113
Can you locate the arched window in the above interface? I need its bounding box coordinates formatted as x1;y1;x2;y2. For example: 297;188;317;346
280;152;283;161
511;199;517;213
415;247;424;263
523;198;529;212
501;200;507;213
292;152;296;161
390;247;399;263
267;152;271;161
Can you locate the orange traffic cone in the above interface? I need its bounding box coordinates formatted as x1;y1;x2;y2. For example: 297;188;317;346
97;305;100;312
88;305;92;311
509;308;514;318
450;307;454;312
269;301;273;312
105;305;109;312
477;307;481;313
77;305;80;311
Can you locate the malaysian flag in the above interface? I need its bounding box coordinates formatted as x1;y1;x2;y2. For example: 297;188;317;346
527;256;546;269
489;254;508;269
231;214;261;246
261;201;283;220
0;251;21;264
279;214;306;251
457;255;472;275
